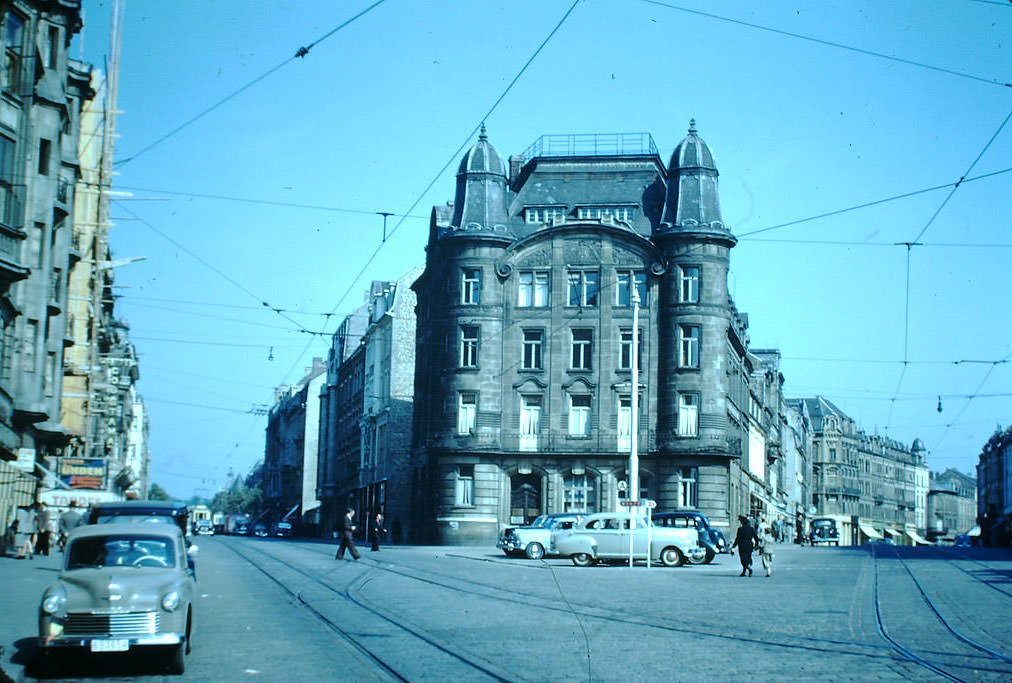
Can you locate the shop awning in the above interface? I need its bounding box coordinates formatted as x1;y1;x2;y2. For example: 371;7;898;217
967;525;981;537
860;524;882;540
906;529;930;545
884;527;902;537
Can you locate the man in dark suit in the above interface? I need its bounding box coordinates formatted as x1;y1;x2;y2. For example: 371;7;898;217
335;508;360;560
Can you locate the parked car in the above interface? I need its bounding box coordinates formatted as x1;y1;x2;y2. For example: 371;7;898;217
193;519;214;536
234;519;250;536
37;522;196;674
553;512;706;567
810;518;840;546
497;513;583;560
273;521;293;538
652;510;727;563
954;533;972;548
252;523;268;538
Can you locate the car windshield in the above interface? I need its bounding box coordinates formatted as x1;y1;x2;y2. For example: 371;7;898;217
526;516;549;528
95;514;175;525
67;535;176;569
814;521;834;528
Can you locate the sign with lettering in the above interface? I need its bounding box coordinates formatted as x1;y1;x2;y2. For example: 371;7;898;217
58;458;107;489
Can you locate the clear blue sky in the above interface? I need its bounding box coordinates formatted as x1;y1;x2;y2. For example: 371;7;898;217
73;0;1011;499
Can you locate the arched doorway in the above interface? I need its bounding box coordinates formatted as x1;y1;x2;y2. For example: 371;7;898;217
510;473;542;525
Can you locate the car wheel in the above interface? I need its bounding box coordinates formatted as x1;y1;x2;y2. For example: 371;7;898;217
525;543;545;560
571;553;594;567
166;644;185;675
660;546;685;567
704;548;716;564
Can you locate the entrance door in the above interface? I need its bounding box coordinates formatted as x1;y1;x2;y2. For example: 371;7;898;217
510;473;541;525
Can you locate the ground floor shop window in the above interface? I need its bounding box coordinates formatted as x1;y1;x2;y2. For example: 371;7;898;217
564;472;597;513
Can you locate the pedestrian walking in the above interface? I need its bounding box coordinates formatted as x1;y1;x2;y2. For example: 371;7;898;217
758;522;776;577
729;515;758;576
58;501;83;551
369;513;387;552
334;508;360;560
36;503;51;556
14;504;37;560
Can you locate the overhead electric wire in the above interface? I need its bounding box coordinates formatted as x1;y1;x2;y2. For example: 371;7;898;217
277;0;582;384
639;0;1012;88
932;348;1012;451
114;0;389;167
112;185;428;219
735;166;1012;238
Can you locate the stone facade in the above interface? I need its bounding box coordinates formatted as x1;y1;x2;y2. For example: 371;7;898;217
792;396;929;545
926;468;976;543
411;125;787;545
977;425;1012;547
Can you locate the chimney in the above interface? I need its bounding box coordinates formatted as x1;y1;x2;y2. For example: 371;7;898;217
509;154;524;187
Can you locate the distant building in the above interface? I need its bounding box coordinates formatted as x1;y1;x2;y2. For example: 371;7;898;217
977;425;1012;547
411;124;785;545
792;396;929;545
316;269;420;542
263;358;325;531
926;468;976;543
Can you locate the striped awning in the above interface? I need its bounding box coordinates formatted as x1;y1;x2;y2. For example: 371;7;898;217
906;529;929;545
860;524;882;540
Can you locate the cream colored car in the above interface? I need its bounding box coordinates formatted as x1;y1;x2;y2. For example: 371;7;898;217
553;511;706;567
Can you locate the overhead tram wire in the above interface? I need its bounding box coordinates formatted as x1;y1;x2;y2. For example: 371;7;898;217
932;348;1012;451
113;0;389;167
735;167;1012;239
276;0;583;384
638;0;1012;88
886;108;1012;429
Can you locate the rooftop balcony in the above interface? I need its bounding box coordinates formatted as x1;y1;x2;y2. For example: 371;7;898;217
522;132;659;161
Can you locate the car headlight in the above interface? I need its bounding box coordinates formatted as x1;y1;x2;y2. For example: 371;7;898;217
42;593;66;615
161;591;181;612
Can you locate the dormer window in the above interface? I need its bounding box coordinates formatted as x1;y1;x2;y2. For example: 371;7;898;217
525;207;567;224
577;206;634;222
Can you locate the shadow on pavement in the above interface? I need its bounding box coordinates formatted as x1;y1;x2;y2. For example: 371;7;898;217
14;638;177;679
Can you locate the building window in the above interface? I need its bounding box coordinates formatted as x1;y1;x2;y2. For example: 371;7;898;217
679;265;700;303
677;467;698;507
525;206;567;224
616;270;647;306
678;325;700;368
0;135;17;227
617;395;631;451
564;472;597;513
521;329;543;370
457;392;477;434
4;13;23;92
618;328;643;370
45;25;58;69
568;395;591;437
38;138;50;176
455;464;474;506
459;325;478;368
577;206;634;222
461;268;480;305
678;393;699;437
520;395;542;451
518;271;549;307
570;329;593;370
567;270;598;307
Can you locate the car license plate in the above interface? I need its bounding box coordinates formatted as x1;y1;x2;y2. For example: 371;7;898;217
90;639;129;652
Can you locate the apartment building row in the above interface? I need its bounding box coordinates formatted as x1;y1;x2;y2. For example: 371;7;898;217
0;0;146;541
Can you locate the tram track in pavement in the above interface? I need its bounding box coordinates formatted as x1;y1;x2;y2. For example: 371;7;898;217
871;545;1012;682
221;538;518;682
223;537;933;674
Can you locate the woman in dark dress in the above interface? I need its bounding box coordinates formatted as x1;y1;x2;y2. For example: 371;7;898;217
730;515;758;576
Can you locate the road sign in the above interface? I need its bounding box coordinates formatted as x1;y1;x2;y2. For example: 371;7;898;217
620;499;657;508
620;500;640;507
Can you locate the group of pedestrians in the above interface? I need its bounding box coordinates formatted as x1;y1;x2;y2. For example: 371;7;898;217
334;508;387;561
5;500;83;559
730;514;777;577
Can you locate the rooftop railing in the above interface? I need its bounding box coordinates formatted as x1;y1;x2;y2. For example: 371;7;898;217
522;132;659;161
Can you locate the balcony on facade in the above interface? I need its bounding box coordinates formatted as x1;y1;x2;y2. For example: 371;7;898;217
521;132;660;161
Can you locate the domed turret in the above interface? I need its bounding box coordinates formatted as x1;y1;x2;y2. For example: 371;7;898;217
660;120;732;238
448;125;512;236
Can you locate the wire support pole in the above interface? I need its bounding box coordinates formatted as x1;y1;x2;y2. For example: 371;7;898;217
628;287;640;568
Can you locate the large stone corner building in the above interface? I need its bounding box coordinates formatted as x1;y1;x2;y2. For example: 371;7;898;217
411;123;784;545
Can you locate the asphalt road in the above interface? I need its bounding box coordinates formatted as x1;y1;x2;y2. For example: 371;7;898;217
2;537;1011;681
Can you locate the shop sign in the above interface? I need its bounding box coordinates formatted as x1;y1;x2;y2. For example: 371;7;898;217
58;458;107;489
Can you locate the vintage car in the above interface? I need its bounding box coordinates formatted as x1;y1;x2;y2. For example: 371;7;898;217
37;523;197;674
252;523;269;537
193;519;214;536
810;518;840;546
652;510;728;563
497;513;583;560
553;511;706;567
